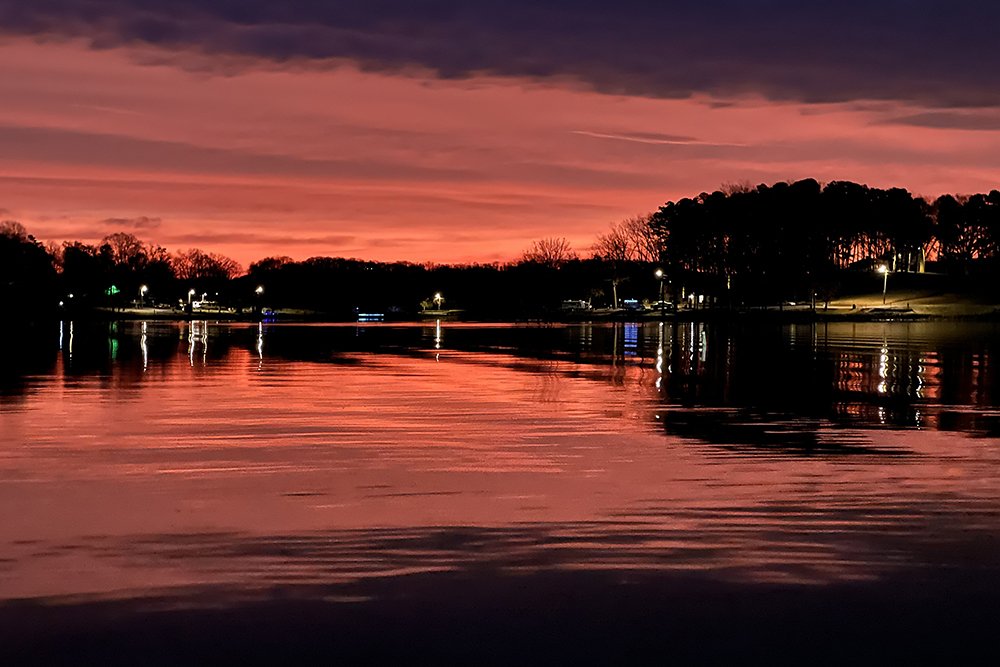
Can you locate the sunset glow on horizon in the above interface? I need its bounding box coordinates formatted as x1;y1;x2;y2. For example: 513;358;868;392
3;2;1000;266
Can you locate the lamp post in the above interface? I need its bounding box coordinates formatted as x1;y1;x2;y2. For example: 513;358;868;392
654;268;665;318
433;292;443;311
139;284;148;308
188;288;196;305
255;285;264;316
878;265;889;305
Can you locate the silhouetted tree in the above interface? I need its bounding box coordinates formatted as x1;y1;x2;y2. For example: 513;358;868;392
102;232;147;270
174;248;241;282
521;237;577;268
650;179;956;306
593;215;658;263
0;221;58;318
59;241;112;307
248;256;294;275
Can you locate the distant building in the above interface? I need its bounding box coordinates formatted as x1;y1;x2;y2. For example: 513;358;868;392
560;299;591;312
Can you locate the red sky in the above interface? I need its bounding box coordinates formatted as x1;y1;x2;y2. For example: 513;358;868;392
2;35;1000;267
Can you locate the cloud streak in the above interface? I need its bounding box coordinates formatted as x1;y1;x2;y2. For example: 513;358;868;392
0;124;477;183
1;1;998;107
100;215;162;230
161;231;357;248
878;111;1000;132
572;130;745;148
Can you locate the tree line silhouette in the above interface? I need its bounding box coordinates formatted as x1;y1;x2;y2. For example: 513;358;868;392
2;179;999;320
653;179;999;307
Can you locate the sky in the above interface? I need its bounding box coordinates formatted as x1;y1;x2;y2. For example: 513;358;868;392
2;1;1000;266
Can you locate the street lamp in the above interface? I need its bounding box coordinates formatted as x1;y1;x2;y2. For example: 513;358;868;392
139;284;148;308
878;264;889;304
654;268;665;318
188;288;196;305
254;285;264;316
433;292;443;310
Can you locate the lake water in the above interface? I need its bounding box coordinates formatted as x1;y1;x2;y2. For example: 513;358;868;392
2;320;1000;662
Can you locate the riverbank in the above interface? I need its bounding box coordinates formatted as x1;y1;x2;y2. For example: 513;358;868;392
560;290;1000;323
54;290;1000;324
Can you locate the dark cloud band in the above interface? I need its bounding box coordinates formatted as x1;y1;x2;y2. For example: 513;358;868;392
0;1;997;107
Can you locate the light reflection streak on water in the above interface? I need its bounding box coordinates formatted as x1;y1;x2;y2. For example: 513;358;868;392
140;321;148;372
0;321;999;602
108;322;119;361
878;344;889;394
188;320;208;366
624;322;638;357
655;322;664;388
256;322;264;366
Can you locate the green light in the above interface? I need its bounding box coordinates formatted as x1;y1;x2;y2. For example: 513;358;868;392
105;285;120;296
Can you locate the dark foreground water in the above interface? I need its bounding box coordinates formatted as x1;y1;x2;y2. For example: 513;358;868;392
2;320;1000;663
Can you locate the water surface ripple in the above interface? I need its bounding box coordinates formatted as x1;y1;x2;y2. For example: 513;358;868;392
2;321;1000;608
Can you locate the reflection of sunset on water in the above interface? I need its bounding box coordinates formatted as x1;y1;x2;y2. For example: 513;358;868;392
2;321;1000;602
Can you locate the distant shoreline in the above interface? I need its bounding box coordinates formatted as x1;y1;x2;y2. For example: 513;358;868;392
55;299;1000;324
